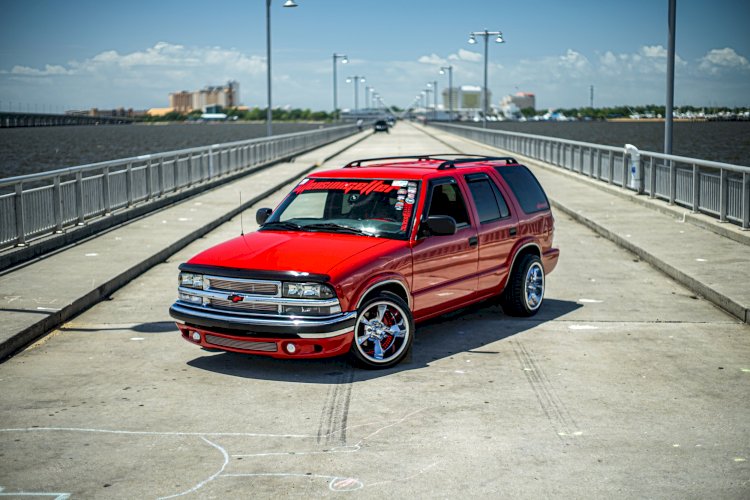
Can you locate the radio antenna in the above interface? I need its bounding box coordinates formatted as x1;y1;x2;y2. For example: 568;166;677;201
239;191;245;236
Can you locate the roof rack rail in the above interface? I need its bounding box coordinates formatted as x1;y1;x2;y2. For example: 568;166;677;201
436;156;517;170
343;154;517;169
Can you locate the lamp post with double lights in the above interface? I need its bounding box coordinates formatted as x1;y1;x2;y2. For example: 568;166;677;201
423;87;432;119
440;65;453;121
265;0;299;136
346;76;366;114
468;28;504;129
332;53;348;121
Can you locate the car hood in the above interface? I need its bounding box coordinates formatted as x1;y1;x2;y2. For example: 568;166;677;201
186;230;394;276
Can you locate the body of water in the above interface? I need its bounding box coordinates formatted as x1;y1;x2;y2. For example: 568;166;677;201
470;121;750;166
1;120;748;179
0;122;333;178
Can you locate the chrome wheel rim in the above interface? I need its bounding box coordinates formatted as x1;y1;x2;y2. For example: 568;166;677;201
524;262;545;311
354;300;410;364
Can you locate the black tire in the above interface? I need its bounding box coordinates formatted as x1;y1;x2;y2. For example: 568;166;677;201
501;254;545;317
349;292;414;369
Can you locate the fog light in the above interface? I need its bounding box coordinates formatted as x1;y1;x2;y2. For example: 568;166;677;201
191;331;201;342
286;343;297;354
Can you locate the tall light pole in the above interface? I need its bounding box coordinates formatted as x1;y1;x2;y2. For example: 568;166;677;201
332;53;348;121
665;0;676;156
469;29;504;129
266;0;298;137
346;76;365;114
440;65;454;121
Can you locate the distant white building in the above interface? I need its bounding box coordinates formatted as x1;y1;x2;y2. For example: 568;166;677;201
500;92;536;119
442;85;492;113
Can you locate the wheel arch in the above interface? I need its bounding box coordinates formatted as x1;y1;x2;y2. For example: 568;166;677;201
354;278;412;310
506;241;542;286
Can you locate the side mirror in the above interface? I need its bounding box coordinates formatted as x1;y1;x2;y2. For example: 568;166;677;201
424;215;457;236
256;208;273;225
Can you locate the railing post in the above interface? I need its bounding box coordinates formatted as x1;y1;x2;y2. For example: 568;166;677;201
145;159;153;201
187;154;193;188
608;152;614;185
102;167;111;214
208;147;215;178
649;157;656;199
669;160;676;205
53;175;63;232
158;158;165;196
692;164;700;213
743;172;750;229
719;168;728;222
14;183;26;246
125;162;133;208
621;152;629;189
75;170;85;224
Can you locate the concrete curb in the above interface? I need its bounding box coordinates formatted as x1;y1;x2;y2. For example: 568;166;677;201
1;131;372;361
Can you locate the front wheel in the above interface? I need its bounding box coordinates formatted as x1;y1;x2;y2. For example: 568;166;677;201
501;254;545;317
349;292;414;369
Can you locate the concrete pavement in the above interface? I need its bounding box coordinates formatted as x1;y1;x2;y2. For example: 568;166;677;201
0;122;747;498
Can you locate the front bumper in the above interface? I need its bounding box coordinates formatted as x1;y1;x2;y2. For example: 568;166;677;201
170;302;356;358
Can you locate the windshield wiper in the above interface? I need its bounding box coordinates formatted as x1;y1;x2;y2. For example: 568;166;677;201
303;223;373;236
261;221;304;231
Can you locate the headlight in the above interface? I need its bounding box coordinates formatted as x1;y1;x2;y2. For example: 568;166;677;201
179;272;204;289
282;282;335;299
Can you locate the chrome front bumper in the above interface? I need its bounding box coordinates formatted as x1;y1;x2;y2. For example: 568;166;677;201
169;302;356;339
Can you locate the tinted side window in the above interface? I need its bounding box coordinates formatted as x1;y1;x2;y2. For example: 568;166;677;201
495;166;550;214
467;179;503;223
427;182;470;226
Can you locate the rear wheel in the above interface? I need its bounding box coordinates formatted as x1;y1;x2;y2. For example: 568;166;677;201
349;292;413;369
501;254;545;317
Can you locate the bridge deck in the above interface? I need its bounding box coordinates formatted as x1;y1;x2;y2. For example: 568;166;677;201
0;123;748;498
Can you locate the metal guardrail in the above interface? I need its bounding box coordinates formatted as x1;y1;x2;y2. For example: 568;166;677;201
0;124;359;249
428;122;750;229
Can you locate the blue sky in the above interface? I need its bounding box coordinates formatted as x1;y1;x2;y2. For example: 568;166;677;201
1;0;748;112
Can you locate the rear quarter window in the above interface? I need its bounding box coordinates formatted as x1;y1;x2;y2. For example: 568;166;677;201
495;166;550;214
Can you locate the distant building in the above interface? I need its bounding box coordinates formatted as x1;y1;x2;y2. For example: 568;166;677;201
500;92;536;120
442;85;491;113
169;81;240;113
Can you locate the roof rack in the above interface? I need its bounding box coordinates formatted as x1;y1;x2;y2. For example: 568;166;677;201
343;154;517;169
436;156;517;170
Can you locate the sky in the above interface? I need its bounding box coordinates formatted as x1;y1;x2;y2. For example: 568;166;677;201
1;0;749;112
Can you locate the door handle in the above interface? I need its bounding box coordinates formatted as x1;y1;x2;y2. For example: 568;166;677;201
509;227;517;236
468;236;478;247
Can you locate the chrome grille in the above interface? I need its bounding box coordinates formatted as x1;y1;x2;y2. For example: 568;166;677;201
205;335;277;352
210;298;279;314
207;277;279;296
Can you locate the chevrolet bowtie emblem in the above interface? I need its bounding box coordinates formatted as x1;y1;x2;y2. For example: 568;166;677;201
228;294;243;303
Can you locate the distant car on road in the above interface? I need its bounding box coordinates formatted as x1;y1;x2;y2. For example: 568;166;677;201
373;120;389;133
170;155;559;368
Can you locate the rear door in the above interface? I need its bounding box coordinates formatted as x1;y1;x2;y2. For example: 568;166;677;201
464;173;519;294
411;177;479;317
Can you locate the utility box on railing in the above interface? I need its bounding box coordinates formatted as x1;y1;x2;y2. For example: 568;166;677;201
624;144;643;193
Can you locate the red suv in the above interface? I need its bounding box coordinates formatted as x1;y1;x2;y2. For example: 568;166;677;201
170;155;559;368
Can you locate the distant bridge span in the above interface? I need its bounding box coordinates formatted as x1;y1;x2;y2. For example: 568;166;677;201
0;111;134;128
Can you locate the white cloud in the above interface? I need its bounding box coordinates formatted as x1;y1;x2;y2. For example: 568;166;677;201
10;64;72;76
699;48;750;73
641;45;667;58
449;49;482;63
418;53;447;65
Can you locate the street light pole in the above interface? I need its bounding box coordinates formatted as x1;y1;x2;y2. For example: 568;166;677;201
332;53;348;122
266;0;298;137
469;29;504;129
664;0;676;156
346;76;365;114
440;65;454;121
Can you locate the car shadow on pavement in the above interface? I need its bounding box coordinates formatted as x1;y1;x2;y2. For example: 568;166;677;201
185;298;581;382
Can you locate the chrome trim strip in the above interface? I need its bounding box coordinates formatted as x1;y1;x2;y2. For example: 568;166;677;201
204;275;282;296
171;302;355;328
297;327;354;339
178;287;340;307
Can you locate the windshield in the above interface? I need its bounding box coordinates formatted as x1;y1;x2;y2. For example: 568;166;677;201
262;178;420;240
